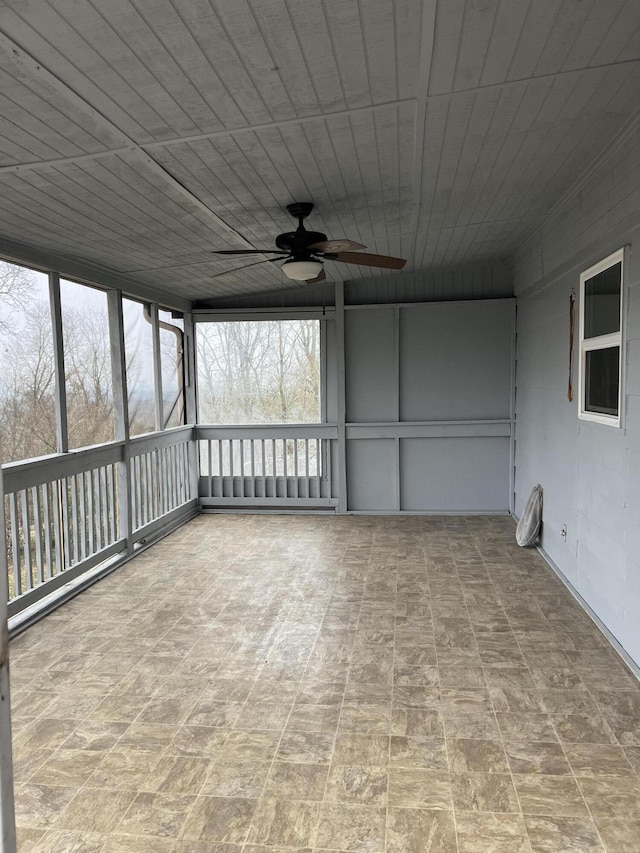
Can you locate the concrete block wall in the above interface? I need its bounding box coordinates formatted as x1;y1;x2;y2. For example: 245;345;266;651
513;121;640;667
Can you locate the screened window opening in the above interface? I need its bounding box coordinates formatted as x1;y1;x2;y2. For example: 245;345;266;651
579;249;624;426
159;309;185;429
197;320;321;424
123;298;156;436
60;280;114;448
0;261;57;463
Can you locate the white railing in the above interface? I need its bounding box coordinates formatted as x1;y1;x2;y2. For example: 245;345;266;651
130;429;193;533
2;426;197;615
196;424;337;508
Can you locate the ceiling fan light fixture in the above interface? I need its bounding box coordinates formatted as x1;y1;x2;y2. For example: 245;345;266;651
282;259;323;281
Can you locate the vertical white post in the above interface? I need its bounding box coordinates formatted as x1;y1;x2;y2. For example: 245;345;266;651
107;290;133;555
335;281;348;513
150;304;164;432
0;468;17;853
183;313;199;503
49;272;68;453
394;306;401;512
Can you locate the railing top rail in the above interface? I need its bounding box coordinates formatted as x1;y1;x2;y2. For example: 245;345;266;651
1;442;125;493
128;425;195;456
196;424;338;440
1;425;196;492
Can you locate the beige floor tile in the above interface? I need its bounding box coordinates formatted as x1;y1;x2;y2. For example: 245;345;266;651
31;829;106;853
285;704;340;733
456;811;530;853
315;803;385;852
214;730;280;762
59;721;129;752
55;788;133;833
233;702;292;731
145;755;210;795
488;687;546;713
170;725;229;757
138;696;198;726
325;765;388;805
451;772;520;813
275;731;335;764
387;807;456;853
497;713;558;743
116;791;195;838
181;795;256;843
15;719;78;751
443;711;501;740
513;775;588;817
28;750;105;789
504;740;573;776
624;745;640;774
388;767;451;808
14;784;77;829
247;799;320;847
263;762;328;801
15;827;46;853
87;750;162;790
333;733;390;766
447;738;510;773
389;735;447;769
185;700;243;728
12;749;54;784
578;776;640;818
551;713;617;745
524;815;604;852
201;760;271;798
102;836;175;852
117;722;179;753
563;743;635;777
391;707;444;737
593;817;640;853
338;702;391;734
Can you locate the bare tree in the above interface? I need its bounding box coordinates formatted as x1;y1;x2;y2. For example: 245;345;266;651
0;261;35;334
197;319;320;425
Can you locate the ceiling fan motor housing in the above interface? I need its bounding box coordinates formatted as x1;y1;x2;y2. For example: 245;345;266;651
274;201;326;258
275;229;327;254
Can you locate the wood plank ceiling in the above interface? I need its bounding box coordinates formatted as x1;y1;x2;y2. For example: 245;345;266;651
0;0;639;304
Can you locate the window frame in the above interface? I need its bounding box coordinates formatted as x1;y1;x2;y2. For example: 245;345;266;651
578;248;625;427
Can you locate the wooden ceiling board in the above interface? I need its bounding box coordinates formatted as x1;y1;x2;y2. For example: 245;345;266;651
0;37;126;165
0;0;639;302
0;2;176;143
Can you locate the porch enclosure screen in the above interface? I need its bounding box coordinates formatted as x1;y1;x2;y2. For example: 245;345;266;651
0;260;198;619
196;317;337;508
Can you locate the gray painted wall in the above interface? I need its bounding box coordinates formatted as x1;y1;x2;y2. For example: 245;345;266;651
344;299;514;513
513;120;640;667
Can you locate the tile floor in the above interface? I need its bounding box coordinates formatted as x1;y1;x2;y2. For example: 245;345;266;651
8;513;640;853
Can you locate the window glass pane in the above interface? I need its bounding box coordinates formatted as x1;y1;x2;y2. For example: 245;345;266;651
159;310;185;429
585;346;619;416
123;298;156;436
584;262;621;338
197;320;321;424
0;261;57;463
60;280;114;448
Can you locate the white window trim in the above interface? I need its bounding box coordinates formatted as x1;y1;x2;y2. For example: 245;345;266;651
578;248;624;427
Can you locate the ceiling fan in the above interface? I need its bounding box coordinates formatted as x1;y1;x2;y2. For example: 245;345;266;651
212;202;406;282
